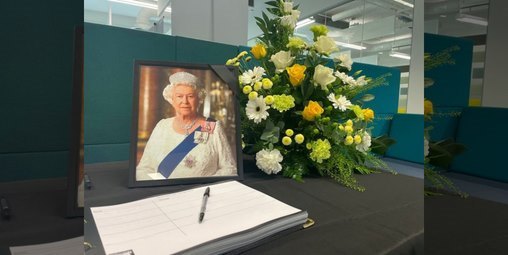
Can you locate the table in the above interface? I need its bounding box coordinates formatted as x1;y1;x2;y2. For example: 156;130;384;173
0;179;83;255
84;160;423;255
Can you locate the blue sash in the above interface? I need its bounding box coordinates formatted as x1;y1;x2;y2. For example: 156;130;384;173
158;126;202;178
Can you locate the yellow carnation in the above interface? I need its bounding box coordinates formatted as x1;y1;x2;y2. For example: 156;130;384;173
264;95;275;105
295;134;305;144
253;81;262;91
242;85;252;94
282;136;292;146
248;91;258;101
262;78;273;89
251;44;267;59
286;64;306;86
302;100;324;121
362;108;375;122
344;135;354;145
286;37;306;49
354;135;362;144
310;139;331;163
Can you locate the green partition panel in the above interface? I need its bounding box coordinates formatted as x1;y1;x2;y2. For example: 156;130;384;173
424;33;473;107
425;107;463;142
452;107;508;182
386;114;424;164
1;1;82;181
84;24;177;163
371;113;393;137
351;63;401;114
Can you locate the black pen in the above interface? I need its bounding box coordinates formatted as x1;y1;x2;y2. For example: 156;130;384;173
199;187;210;223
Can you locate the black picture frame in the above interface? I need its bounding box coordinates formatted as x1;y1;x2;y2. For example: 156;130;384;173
66;25;84;217
128;60;244;188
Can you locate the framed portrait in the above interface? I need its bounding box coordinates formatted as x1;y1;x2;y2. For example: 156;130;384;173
66;25;84;217
128;61;243;187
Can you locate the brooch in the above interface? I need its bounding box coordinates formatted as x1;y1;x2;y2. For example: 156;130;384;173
184;155;197;168
200;121;216;134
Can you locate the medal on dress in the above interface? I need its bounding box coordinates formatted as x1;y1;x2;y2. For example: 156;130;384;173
183;155;197;168
194;131;209;144
200;121;216;134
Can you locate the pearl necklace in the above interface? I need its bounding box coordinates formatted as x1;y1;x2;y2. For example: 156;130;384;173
179;118;197;136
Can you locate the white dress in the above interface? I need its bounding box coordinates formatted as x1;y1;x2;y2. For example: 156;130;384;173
136;117;237;180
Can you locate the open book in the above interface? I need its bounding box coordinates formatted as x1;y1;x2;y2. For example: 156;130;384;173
90;181;308;255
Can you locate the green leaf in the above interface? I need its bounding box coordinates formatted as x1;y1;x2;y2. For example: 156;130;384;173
360;94;375;102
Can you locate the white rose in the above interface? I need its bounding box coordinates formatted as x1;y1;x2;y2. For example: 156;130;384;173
270;50;295;73
256;148;283;174
334;53;353;71
283;1;293;13
314;36;338;55
280;10;300;29
313;64;336;90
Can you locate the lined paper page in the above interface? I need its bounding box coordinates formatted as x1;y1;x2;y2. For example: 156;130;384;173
91;181;302;255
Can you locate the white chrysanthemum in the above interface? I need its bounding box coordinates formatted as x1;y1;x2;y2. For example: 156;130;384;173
313;64;336;90
246;96;270;124
240;66;266;85
424;137;429;157
334;53;353;71
334;71;356;86
356;132;372;153
256;148;283;174
327;93;352;111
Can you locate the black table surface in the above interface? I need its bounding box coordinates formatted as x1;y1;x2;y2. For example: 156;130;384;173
0;179;83;255
84;161;423;255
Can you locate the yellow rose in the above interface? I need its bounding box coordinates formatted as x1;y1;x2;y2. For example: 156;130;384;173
302;101;324;121
251;44;267;59
344;135;354;145
286;64;306;86
295;134;304;144
424;99;434;116
282;136;292;146
362;108;375;122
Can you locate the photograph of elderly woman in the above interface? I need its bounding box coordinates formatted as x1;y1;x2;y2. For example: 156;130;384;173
135;65;238;181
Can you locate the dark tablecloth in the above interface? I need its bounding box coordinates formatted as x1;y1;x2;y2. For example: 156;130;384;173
0;179;83;255
84;161;423;255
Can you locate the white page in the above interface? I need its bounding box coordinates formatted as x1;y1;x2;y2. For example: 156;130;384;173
10;236;83;255
91;181;302;255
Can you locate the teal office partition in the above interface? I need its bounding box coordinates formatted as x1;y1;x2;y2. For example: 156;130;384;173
386;114;424;164
175;37;238;64
424;33;473;107
1;1;82;181
351;63;401;114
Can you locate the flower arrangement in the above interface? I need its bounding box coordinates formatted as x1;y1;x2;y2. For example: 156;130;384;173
227;0;392;191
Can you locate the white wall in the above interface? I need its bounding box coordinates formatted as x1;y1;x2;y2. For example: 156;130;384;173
406;0;423;114
481;0;508;108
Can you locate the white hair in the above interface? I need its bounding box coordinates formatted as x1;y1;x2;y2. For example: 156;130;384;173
162;71;206;105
